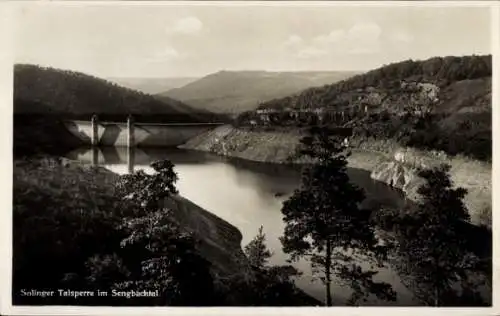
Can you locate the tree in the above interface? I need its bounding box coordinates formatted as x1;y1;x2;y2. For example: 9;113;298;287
109;160;218;306
244;225;272;269
382;164;482;306
240;226;315;306
280;126;395;306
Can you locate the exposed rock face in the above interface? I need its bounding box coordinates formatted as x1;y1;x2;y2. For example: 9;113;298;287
338;81;440;116
370;148;491;227
371;148;436;201
371;160;424;202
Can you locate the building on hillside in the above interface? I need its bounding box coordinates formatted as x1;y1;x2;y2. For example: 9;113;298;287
256;108;277;123
417;82;440;103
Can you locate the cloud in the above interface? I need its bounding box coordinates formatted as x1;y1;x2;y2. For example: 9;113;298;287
315;22;381;54
348;23;382;43
389;29;413;43
313;29;346;47
283;35;303;47
290;22;383;59
297;47;328;59
146;46;181;63
171;16;203;34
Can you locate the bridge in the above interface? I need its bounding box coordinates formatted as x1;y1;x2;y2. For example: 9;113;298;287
64;108;363;148
64;115;224;147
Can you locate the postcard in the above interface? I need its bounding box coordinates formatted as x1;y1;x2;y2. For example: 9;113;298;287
1;1;497;315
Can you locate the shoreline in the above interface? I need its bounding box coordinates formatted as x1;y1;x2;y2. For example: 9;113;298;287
179;125;491;227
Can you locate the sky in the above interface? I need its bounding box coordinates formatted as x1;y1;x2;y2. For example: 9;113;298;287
12;2;492;78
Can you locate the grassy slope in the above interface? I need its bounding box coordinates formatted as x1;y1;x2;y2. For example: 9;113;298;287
160;70;358;114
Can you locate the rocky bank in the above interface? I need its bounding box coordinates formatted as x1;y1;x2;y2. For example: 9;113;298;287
181;125;491;227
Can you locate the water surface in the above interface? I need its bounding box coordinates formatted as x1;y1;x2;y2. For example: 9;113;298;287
65;146;417;306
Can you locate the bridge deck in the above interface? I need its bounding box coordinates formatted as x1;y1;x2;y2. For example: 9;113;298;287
70;120;225;126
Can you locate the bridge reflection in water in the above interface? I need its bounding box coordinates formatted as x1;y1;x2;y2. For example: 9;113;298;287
65;146;224;175
74;146;136;173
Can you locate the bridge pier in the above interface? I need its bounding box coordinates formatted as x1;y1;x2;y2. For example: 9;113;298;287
91;146;98;166
68;118;223;147
91;114;99;146
127;146;135;174
127;115;135;148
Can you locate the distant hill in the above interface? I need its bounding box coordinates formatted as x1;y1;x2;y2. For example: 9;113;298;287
14;64;214;123
107;77;198;95
159;70;359;114
240;55;492;161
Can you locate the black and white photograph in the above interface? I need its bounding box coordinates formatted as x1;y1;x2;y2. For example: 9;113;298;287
4;0;495;312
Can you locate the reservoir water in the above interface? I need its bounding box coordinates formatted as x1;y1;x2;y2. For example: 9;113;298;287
64;146;418;306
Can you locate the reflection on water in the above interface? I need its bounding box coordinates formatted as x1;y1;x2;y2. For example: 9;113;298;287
65;146;417;306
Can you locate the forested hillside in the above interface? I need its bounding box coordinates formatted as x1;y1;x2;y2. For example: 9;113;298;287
14;64;217;123
160;70;358;114
14;101;85;157
239;55;491;161
258;55;490;111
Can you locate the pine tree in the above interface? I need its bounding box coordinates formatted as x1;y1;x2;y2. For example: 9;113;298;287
389;164;481;306
241;226;309;306
244;225;272;269
280;126;395;306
